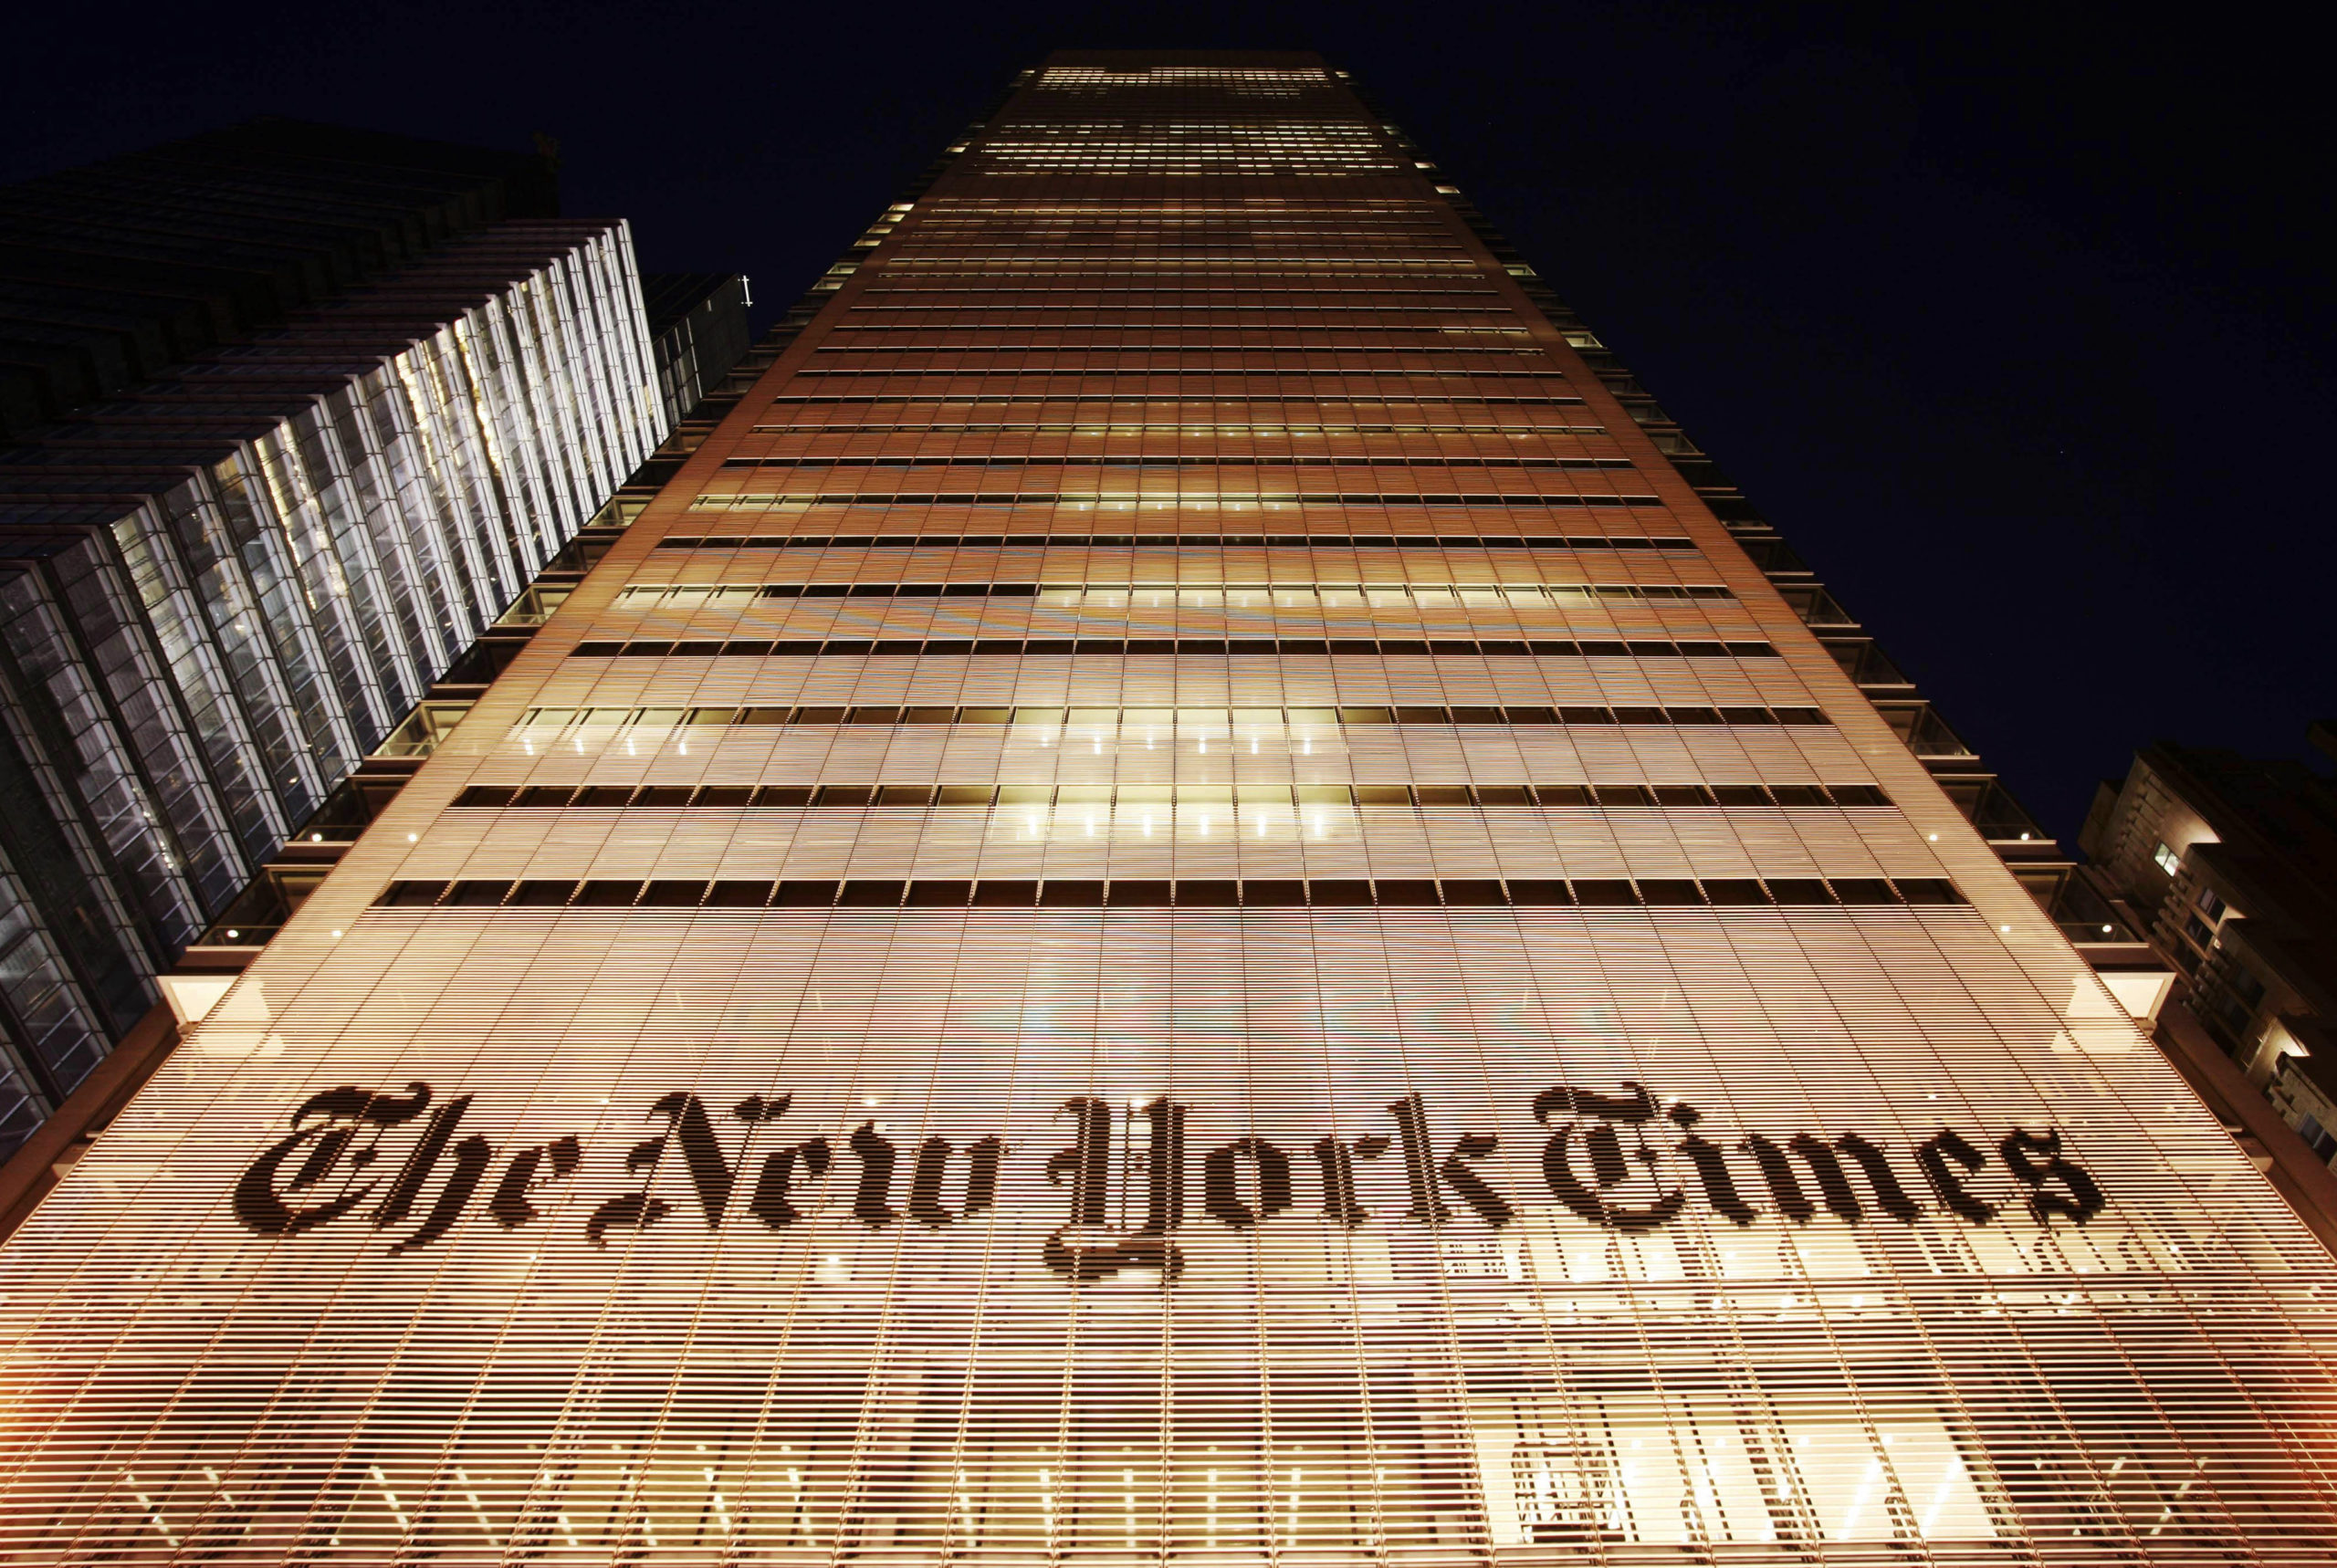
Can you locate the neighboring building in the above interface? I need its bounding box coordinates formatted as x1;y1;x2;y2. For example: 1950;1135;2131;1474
0;267;753;1225
0;126;678;1155
2;51;2332;1560
2082;728;2337;1172
0;119;557;442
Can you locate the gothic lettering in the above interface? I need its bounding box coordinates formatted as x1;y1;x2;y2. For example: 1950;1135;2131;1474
390;1134;493;1253
490;1136;583;1228
907;1134;1004;1227
587;1092;751;1244
749;1139;832;1228
1739;1132;1926;1226
1389;1092;1513;1227
1789;1132;1923;1223
234;1082;433;1237
1311;1133;1389;1227
235;1080;2108;1266
732;1093;829;1228
1743;1135;1817;1222
1136;1097;1185;1235
375;1096;476;1230
1916;1128;1997;1223
1532;1082;1683;1231
849;1122;900;1225
1999;1127;2106;1225
1671;1103;1759;1226
1201;1136;1294;1228
1042;1096;1184;1281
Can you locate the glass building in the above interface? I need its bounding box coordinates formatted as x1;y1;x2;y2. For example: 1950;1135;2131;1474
0;221;668;1150
1;51;2332;1563
0;127;760;1166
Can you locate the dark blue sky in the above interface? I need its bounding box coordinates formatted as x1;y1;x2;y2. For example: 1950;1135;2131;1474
9;0;2329;841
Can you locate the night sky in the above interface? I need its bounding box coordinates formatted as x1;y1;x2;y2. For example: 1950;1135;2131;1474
9;1;2328;841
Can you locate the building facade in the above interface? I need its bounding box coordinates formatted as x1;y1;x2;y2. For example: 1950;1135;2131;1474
0;51;2332;1563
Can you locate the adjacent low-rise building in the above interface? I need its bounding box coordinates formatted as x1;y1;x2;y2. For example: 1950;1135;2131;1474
2082;727;2337;1178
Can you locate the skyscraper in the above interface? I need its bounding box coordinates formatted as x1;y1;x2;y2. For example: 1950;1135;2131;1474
2;49;2332;1562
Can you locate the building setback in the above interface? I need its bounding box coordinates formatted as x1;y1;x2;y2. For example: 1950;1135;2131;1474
641;270;752;432
0;51;2332;1562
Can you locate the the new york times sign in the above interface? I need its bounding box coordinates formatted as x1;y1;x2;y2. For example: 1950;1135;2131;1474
234;1082;2105;1279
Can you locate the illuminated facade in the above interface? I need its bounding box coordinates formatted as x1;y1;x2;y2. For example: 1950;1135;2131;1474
3;50;2333;1563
